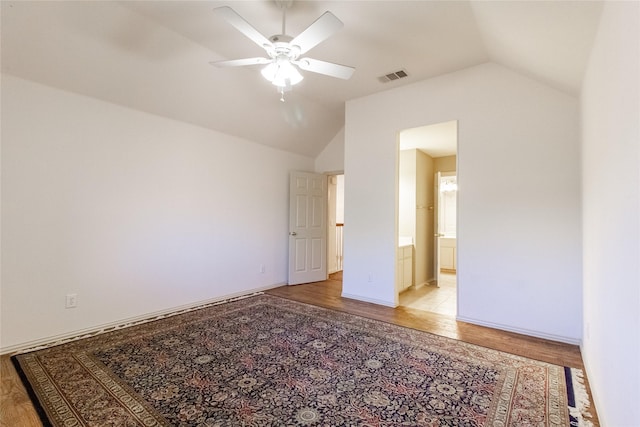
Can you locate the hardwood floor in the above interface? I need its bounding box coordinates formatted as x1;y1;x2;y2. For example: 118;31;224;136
1;273;599;426
267;273;586;368
1;356;42;427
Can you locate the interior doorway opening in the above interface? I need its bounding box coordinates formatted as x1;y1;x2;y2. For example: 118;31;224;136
327;174;344;276
396;120;458;316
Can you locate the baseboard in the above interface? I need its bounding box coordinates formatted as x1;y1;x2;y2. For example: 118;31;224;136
413;281;431;289
341;292;397;308
456;315;581;346
0;283;285;355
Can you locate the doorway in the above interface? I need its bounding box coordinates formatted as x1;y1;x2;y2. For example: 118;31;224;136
327;174;344;279
396;121;458;316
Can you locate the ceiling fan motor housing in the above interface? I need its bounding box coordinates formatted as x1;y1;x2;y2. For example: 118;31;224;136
266;35;301;61
269;34;293;43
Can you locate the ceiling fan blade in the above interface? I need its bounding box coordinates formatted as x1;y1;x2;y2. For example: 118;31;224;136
214;6;273;50
210;57;271;68
291;11;343;55
296;58;355;80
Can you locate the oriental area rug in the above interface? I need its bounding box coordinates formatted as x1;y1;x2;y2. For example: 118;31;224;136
12;294;593;426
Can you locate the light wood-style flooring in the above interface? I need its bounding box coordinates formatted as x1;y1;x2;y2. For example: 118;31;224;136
1;273;599;426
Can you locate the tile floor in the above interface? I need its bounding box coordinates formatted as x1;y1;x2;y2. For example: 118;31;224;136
399;273;457;316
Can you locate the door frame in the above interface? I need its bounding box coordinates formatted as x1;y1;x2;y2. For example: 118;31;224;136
326;173;345;275
395;120;459;315
435;171;456;287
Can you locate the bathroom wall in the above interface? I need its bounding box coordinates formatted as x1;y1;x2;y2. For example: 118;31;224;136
398;149;434;287
416;151;433;286
434;155;456;173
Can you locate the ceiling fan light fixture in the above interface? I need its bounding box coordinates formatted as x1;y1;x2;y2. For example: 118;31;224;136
212;6;353;101
261;59;303;87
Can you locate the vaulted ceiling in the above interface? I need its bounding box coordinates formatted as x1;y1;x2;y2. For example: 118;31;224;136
1;1;603;157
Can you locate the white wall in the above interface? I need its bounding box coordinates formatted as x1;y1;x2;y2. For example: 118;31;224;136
0;75;313;352
398;150;417;239
314;127;344;174
344;62;582;342
581;1;640;424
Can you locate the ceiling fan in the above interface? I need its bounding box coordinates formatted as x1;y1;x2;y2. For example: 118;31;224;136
210;1;355;101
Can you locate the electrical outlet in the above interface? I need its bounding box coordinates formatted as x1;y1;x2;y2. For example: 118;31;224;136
260;264;266;273
368;273;374;282
65;293;77;308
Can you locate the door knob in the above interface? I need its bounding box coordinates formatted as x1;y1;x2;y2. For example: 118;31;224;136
289;232;297;236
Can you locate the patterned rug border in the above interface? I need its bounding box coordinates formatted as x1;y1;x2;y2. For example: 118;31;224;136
11;355;54;427
12;293;594;426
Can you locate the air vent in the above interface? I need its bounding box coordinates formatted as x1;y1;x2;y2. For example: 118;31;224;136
378;69;409;83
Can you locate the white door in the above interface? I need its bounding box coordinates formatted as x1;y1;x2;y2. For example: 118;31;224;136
434;172;442;287
288;171;327;285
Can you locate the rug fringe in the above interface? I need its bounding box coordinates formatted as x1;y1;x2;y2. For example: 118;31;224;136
14;292;264;355
570;367;594;427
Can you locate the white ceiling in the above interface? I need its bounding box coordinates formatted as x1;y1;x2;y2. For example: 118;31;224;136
0;1;603;157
